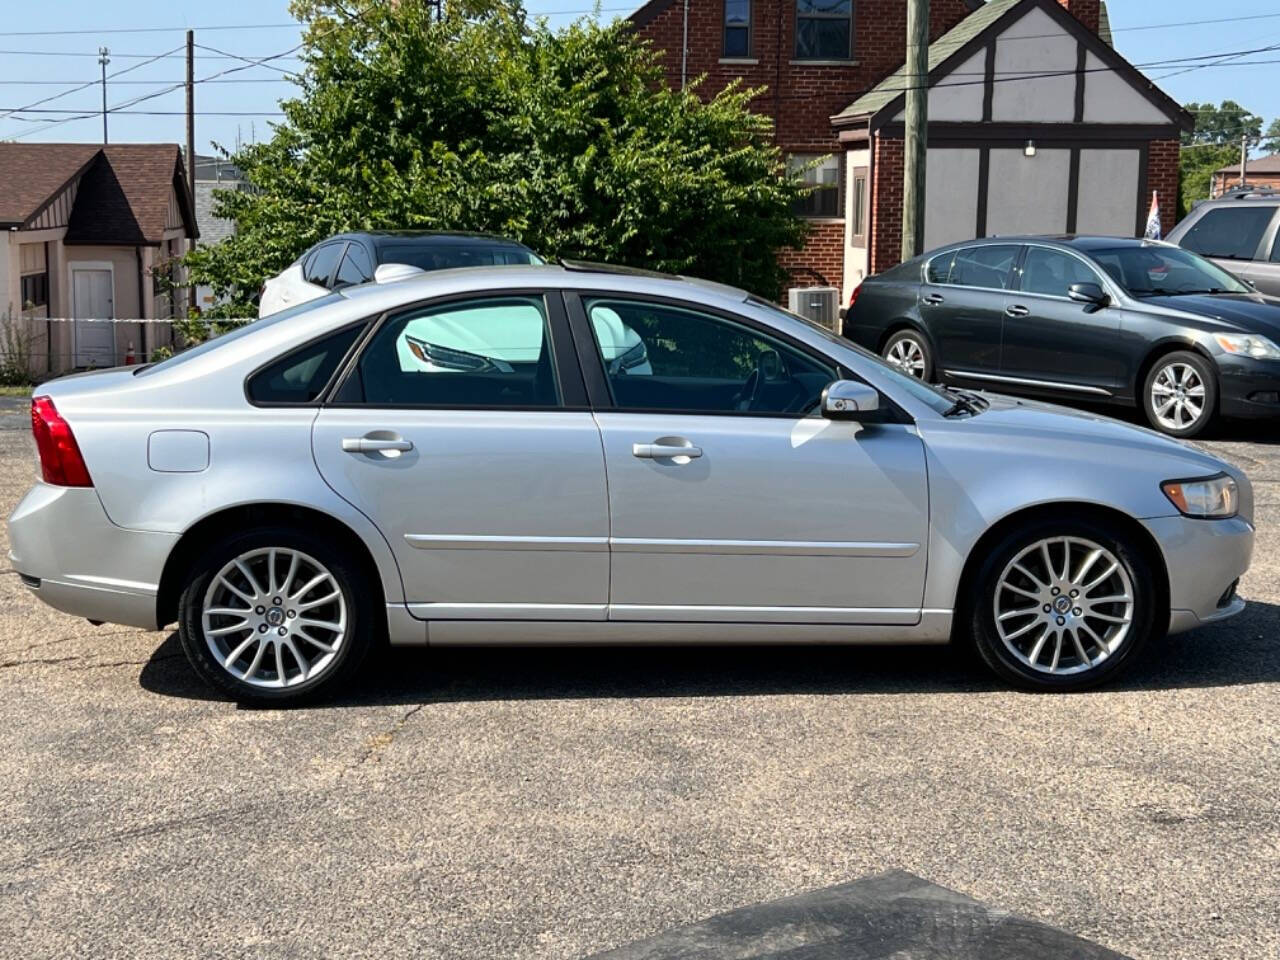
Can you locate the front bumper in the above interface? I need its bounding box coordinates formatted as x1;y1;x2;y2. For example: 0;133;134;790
7;483;177;630
1217;354;1280;419
1142;514;1254;634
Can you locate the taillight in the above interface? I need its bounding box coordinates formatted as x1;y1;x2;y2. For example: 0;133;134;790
848;281;863;310
31;396;92;487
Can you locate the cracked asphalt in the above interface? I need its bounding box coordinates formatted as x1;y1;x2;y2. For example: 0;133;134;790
0;397;1277;960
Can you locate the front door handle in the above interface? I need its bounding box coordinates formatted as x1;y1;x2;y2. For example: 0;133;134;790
342;436;414;453
633;441;703;460
923;293;945;305
1005;304;1030;318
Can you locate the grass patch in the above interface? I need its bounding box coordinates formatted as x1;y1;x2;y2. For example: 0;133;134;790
0;385;33;398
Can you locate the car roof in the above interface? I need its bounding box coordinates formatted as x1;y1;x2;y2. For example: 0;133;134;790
929;235;1172;254
331;230;533;249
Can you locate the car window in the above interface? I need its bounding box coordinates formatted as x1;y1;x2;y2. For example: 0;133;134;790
1178;206;1276;261
925;251;954;285
583;298;836;416
947;244;1020;289
376;244;541;271
1018;247;1103;298
336;296;559;407
335;245;373;287
1271;231;1280;263
247;324;365;404
1090;245;1251;297
304;243;344;287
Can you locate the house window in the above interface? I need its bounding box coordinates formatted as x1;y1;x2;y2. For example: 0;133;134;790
724;0;751;57
795;0;852;61
19;243;48;310
850;167;868;241
790;154;842;219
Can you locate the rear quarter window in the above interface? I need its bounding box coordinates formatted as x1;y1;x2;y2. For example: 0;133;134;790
246;324;365;404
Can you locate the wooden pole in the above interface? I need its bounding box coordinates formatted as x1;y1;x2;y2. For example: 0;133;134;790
186;29;197;312
902;0;929;261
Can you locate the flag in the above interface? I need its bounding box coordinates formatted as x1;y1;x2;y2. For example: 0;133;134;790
1144;190;1161;240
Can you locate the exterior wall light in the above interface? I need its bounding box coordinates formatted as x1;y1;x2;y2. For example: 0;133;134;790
1024;140;1037;158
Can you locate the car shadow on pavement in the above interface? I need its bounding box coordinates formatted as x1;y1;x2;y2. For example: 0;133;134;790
138;600;1280;707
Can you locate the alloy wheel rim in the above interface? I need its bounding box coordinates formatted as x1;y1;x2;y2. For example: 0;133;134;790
201;547;347;689
1151;362;1206;431
993;536;1134;676
886;337;927;378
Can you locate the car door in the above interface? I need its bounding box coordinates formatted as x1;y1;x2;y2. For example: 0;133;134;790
568;293;929;624
999;244;1125;393
312;290;611;621
920;244;1020;380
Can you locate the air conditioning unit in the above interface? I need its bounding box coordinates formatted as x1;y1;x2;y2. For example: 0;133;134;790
787;286;840;331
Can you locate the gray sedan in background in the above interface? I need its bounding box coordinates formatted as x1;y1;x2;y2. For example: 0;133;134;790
7;263;1254;703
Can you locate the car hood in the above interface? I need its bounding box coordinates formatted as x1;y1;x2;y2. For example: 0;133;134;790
1139;291;1280;337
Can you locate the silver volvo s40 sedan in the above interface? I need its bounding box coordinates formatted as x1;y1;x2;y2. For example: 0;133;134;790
8;263;1254;704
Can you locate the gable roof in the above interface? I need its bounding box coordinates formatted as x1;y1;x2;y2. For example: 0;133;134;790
1214;156;1280;176
0;142;196;243
832;0;1190;130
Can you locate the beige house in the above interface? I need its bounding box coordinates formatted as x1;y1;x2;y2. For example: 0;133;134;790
0;143;198;375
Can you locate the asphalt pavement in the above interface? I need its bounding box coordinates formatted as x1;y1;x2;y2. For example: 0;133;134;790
0;398;1277;959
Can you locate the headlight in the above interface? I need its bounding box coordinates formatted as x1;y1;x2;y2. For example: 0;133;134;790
1214;333;1280;359
1161;474;1238;518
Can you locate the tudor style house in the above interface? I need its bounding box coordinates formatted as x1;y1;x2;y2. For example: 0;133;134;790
630;0;1190;307
0;143;198;375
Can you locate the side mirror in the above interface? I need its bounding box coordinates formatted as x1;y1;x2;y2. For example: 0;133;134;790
1068;282;1108;306
820;380;879;420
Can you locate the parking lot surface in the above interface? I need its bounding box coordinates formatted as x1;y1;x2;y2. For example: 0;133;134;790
1;397;1277;960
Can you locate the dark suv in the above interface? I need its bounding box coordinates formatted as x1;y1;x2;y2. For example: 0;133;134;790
842;235;1280;437
1167;189;1280;296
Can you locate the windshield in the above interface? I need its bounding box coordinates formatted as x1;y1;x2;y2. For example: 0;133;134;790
136;295;344;376
1089;244;1252;297
377;244;542;271
746;297;959;415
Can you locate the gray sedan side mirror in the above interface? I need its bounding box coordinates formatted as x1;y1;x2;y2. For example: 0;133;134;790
1068;282;1108;306
820;380;879;420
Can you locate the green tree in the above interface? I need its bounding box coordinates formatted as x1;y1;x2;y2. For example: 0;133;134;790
1263;118;1280;155
187;0;809;316
1178;143;1238;218
1182;100;1262;146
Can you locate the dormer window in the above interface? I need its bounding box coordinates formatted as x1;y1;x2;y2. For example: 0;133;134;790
724;0;751;58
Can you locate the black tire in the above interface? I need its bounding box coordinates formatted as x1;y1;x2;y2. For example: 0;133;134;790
177;526;375;706
968;515;1161;692
1141;350;1217;439
881;328;934;381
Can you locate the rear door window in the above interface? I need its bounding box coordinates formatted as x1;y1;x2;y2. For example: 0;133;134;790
304;243;344;287
947;244;1020;290
334;245;373;288
1179;206;1277;261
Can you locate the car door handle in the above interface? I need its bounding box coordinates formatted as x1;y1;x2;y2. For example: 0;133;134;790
923;293;945;305
342;437;414;453
1005;304;1030;317
633;442;702;460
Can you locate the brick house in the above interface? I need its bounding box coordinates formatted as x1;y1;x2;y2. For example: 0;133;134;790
1211;156;1280;198
630;0;1190;306
0;143;198;374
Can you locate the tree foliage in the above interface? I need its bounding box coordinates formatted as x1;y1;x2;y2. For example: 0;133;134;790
1263;118;1280;156
187;0;810;315
1181;100;1262;147
1178;143;1237;218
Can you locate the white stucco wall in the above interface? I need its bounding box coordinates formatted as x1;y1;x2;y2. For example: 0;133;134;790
0;233;13;317
924;148;981;249
986;147;1071;236
1076;149;1141;235
1082;51;1169;124
991;6;1077;123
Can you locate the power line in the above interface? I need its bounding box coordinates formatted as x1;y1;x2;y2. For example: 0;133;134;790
0;23;299;37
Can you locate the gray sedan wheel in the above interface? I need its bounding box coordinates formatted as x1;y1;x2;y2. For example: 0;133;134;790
969;516;1159;690
1142;351;1217;438
178;527;373;705
882;330;933;381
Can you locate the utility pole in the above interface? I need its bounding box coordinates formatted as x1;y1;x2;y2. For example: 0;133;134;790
98;47;110;143
186;29;197;311
1240;132;1250;191
901;0;928;261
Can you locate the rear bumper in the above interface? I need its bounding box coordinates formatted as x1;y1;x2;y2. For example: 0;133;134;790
1217;356;1280;419
7;483;177;630
1142;514;1254;634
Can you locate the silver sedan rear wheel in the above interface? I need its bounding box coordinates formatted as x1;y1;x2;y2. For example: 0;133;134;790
201;547;348;690
993;536;1134;676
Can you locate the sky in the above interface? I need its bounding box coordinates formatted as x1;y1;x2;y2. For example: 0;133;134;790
0;0;1278;154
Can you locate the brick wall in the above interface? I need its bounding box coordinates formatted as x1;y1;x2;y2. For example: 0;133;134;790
1146;138;1179;236
869;135;903;275
634;0;974;291
1056;0;1101;34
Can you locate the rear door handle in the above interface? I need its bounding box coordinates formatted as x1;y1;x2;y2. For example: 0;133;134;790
633;441;702;460
923;293;945;305
342;437;414;453
1005;304;1030;318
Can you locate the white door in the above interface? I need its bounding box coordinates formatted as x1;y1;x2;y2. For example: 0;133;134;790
311;293;611;621
71;268;115;368
575;296;930;624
